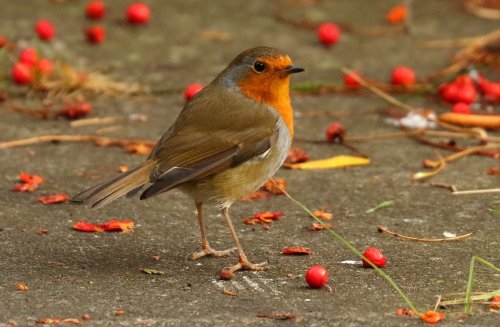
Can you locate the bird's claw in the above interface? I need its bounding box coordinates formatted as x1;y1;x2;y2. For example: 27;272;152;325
190;246;236;260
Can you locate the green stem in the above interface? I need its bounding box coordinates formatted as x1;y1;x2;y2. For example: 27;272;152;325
464;256;500;315
279;185;421;314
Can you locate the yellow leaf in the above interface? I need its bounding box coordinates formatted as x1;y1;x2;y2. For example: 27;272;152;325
288;155;370;170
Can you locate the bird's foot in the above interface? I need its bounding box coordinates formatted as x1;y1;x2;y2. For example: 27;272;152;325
190;246;236;260
226;259;269;273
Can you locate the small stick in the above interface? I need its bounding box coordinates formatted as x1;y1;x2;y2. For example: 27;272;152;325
378;226;473;242
423;144;500;168
452;188;500;195
340;67;415;112
0;134;155;150
434;295;442;312
70;116;123;127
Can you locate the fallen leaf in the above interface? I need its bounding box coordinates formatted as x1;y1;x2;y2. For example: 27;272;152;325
37;193;69;204
285;147;310;164
396;308;415;316
366;200;394;213
102;219;134;232
140;268;165;275
17;282;29;291
114;310;126;316
281;247;312;255
36;228;49;235
124;142;153;155
309;222;332;231
261;178;286;195
312;210;333;220
419;310;445;324
72;220;134;233
19;172;45;184
386;4;407;24
13;182;39;192
287;155;370;170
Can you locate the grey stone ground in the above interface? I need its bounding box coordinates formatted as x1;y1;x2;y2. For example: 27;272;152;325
0;1;499;326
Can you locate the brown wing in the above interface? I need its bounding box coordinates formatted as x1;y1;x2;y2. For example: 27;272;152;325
140;86;278;200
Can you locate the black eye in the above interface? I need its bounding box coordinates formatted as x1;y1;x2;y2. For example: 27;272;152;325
253;61;266;72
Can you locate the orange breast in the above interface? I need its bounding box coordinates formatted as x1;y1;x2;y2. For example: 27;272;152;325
239;75;294;137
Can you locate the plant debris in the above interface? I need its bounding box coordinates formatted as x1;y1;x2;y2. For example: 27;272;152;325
312;210;334;220
242;212;283;225
365;200;394;213
309;222;332;231
140;268;165;275
17;282;29;291
285;155;370;170
419;310;445;324
72;220;134;233
12;172;45;192
281;246;312;255
37;193;69;204
378;226;473;242
256;312;297;320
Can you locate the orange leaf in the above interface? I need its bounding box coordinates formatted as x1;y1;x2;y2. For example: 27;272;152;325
72;220;134;233
254;211;283;220
396;308;415;316
37;193;69;204
285;147;310;164
313;210;333;220
17;282;29;291
282;246;312;255
309;222;332;231
13;182;39;192
125;142;153;155
386;4;407;25
261;178;286;195
73;221;102;232
102;219;134;232
419;310;445;324
19;172;45;184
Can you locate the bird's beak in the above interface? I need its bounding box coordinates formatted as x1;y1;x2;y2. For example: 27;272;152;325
283;65;305;75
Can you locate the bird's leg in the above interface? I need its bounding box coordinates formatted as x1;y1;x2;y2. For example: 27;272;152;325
190;202;236;260
221;207;268;272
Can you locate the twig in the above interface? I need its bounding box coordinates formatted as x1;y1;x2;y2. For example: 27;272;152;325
377;226;473;242
412;152;446;181
433;295;442;312
340;67;415;112
453;188;500;195
465;256;500;315
70;116;123;127
423;144;500;168
0;134;155;150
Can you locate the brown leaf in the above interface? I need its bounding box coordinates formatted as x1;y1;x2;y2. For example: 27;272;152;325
281;247;312;255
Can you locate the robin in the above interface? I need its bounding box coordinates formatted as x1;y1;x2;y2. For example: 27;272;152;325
71;46;304;274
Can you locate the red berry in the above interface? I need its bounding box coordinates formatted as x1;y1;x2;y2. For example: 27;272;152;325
85;26;106;44
317;22;340;47
184;83;203;101
362;247;387;268
451;102;471;115
0;36;7;48
36;58;54;76
12;63;33;85
305;265;329;288
344;71;362;88
19;48;38;67
391;66;415;86
85;0;106;20
126;3;151;24
479;78;500;103
325;122;346;143
35;19;56;41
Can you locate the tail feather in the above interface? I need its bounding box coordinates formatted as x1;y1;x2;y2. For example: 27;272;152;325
70;161;155;209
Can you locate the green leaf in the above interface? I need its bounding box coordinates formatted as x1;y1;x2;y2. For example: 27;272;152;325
140;268;165;275
488;208;500;215
366;200;394;213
